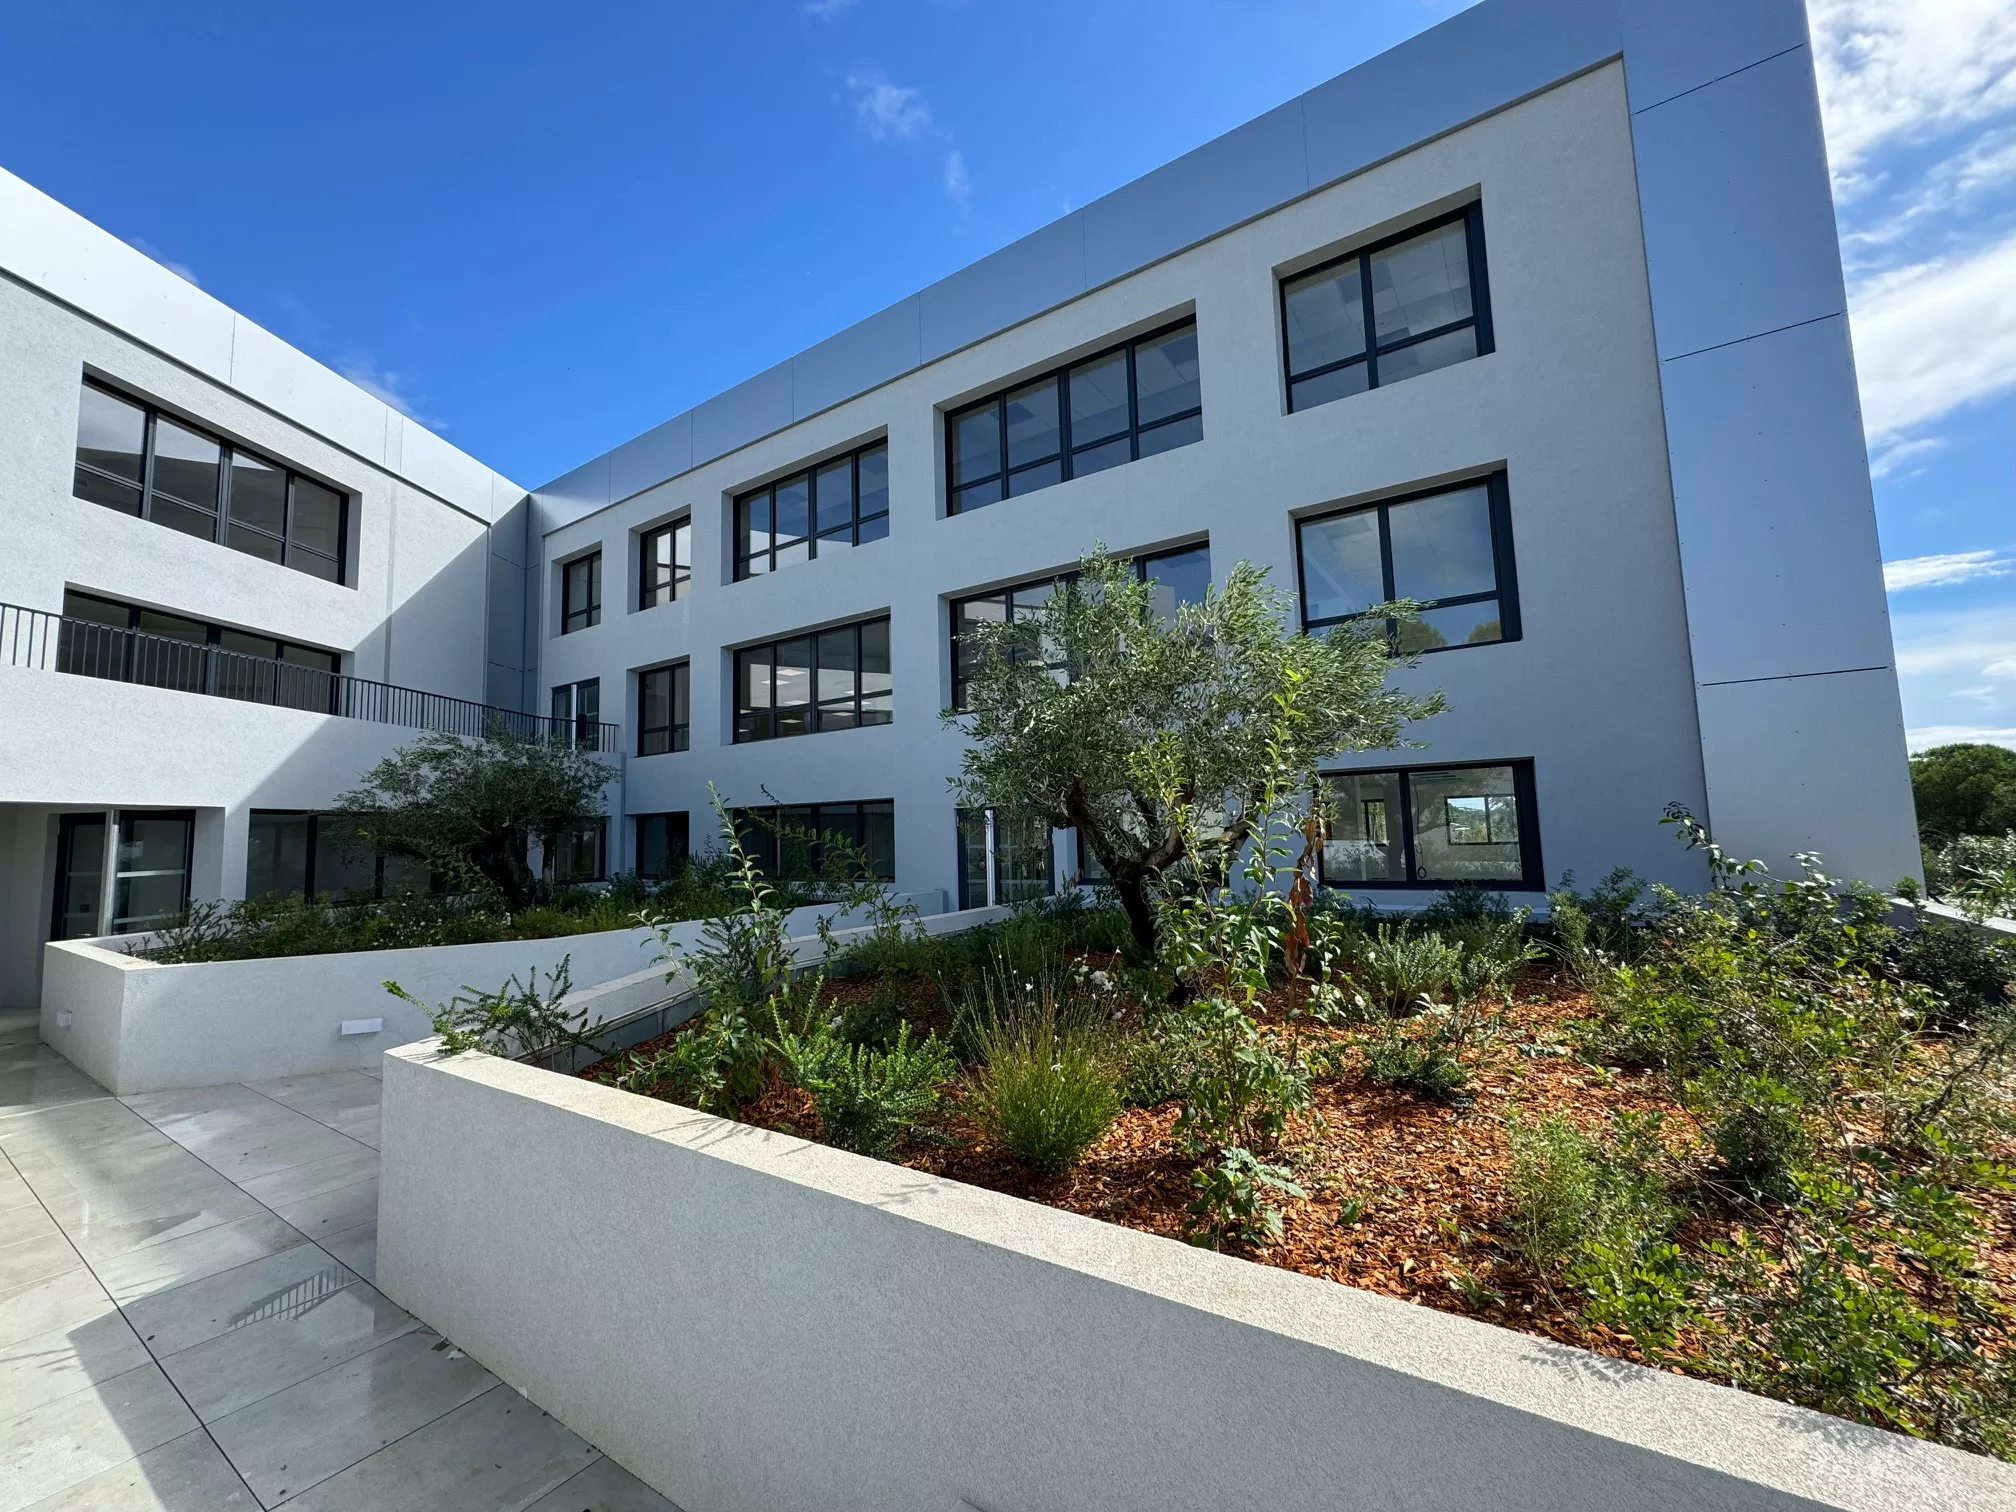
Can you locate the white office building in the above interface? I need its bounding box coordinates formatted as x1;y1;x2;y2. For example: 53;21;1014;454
0;0;1919;1011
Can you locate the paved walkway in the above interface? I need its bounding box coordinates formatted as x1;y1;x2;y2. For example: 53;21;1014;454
0;1010;678;1511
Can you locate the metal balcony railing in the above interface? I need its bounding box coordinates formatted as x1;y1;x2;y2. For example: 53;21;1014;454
0;601;621;753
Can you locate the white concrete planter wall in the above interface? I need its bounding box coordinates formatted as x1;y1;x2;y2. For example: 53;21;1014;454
38;892;954;1095
377;1047;2015;1512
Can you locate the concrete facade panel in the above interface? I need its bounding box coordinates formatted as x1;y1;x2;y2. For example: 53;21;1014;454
1661;314;1894;685
1631;45;1847;359
689;359;794;468
918;212;1088;362
608;409;694;504
1616;0;1810;112
791;296;923;423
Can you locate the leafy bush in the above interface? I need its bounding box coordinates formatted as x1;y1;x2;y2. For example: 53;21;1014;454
384;957;586;1057
1120;1013;1206;1107
1361;1000;1493;1103
1545;867;1654;984
965;997;1121;1171
1170;998;1312;1151
1891;908;2016;1025
1186;1146;1305;1251
1351;924;1463;1014
774;1019;957;1158
838;980;910;1050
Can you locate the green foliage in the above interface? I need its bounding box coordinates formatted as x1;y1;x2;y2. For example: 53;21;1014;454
774;1019;958;1158
838;980;910;1050
1120;1011;1207;1108
384;957;586;1057
1165;998;1313;1152
1910;742;2016;844
965;996;1121;1171
949;548;1441;953
334;724;610;911
1361;999;1495;1103
1186;1146;1306;1251
1921;832;2016;922
1891;907;2016;1026
1352;924;1463;1014
1546;867;1654;984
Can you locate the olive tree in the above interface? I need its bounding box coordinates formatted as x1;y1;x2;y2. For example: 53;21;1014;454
946;550;1442;954
333;724;610;911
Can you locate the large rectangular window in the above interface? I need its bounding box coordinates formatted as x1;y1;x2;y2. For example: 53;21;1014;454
551;679;601;749
246;811;430;901
1319;761;1539;890
635;812;690;881
733;802;895;883
57;591;342;710
640;519;691;608
950;542;1211;709
51;813;108;941
1281;206;1492;413
734;617;891;743
1297;476;1517;654
947;319;1201;514
736;441;889;580
638;662;690;755
548;821;608;885
112;810;194;934
561;552;602;633
73;382;349;583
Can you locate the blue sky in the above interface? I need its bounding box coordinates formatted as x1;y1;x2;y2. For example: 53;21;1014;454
3;1;2009;749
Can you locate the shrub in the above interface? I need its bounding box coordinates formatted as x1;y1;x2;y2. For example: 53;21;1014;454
1120;1015;1206;1107
1170;998;1312;1152
1362;1009;1474;1102
1546;867;1653;983
774;1020;957;1158
1186;1146;1305;1251
1892;906;2016;1025
838;980;909;1050
1351;924;1463;1014
966;998;1121;1171
385;957;584;1057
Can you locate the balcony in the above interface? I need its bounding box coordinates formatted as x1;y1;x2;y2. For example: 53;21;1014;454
0;600;620;752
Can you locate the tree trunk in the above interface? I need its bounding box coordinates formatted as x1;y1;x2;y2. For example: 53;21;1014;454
1058;782;1169;960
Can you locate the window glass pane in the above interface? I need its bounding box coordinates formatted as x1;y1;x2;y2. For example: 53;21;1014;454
739;493;772;573
1140;545;1211;623
215;630;277;703
575;678;599;726
1410;766;1522;883
996;810;1054;904
738;649;772;712
857;445;888;522
673;520;691;574
1070;435;1131;478
863;802;895;881
774;637;813;710
1005;378;1060;468
289;479;344;560
74;466;144;515
229;452;286;535
1068;351;1129;445
816;459;854;539
1283;260;1367;376
817;627;857;706
1134;326;1199;425
1289;362;1369;412
1137;412;1201;457
132;610;208;693
247;813;311;900
150;419;220;515
552;686;572;726
856;511;889;544
956;807;988;910
63;592;131;629
952;404;1001;486
955;594;1007;704
641;667;670;752
76;387;148;485
290;548;341;584
1370;220;1473;344
1008;459;1062;496
1396;600;1503;655
1374;326;1478;385
311;815;378;898
859;617;890;694
1387;485;1495;605
113;814;192;932
228;522;286;563
953;478;1002;513
1299;511;1385;623
1322;771;1406;883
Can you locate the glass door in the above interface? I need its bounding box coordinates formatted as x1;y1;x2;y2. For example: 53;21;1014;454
112;811;194;934
50;813;109;940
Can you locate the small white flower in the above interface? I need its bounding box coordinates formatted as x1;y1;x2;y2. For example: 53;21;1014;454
1090;970;1112;991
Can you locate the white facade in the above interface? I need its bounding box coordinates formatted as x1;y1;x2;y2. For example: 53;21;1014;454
0;0;1918;1010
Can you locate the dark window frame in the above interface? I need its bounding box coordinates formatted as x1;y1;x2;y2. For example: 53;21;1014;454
1316;758;1541;892
945;317;1203;515
110;808;195;935
948;542;1210;710
639;518;692;609
245;809;435;901
1295;473;1520;653
732;801;896;883
634;811;691;881
547;819;609;885
1280;204;1494;413
734;440;890;580
637;661;691;756
551;678;601;749
733;616;892;744
560;552;602;634
58;590;342;710
72;380;352;584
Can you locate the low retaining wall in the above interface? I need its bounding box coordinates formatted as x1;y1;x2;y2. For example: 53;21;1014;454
38;892;951;1094
377;1048;2015;1512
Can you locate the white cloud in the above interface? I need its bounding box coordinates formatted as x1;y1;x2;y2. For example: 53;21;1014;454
125;237;199;287
1810;0;2016;198
943;150;971;207
1867;435;1944;478
1890;606;2016;678
1846;229;2016;442
337;357;446;431
803;0;856;16
846;74;933;143
1907;725;2016;753
1883;549;2016;592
